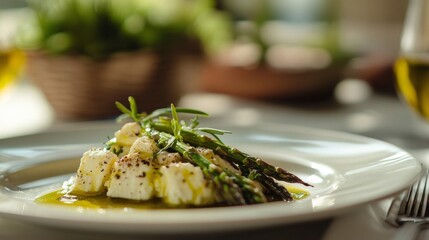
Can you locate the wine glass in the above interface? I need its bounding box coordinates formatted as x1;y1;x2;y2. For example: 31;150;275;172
395;0;429;121
0;9;26;94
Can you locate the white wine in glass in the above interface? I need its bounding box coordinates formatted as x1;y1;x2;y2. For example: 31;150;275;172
0;49;25;92
395;0;429;120
0;9;26;94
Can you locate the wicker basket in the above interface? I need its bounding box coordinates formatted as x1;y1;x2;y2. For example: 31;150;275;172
26;51;181;120
200;61;344;101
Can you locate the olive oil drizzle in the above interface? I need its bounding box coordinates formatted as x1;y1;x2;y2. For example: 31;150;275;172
35;186;309;210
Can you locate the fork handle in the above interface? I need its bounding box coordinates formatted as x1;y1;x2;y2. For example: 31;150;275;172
392;222;423;240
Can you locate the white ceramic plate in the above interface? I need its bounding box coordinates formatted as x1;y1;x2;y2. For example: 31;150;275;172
0;124;422;234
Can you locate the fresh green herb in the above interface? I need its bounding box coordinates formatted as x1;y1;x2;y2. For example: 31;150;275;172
170;104;183;142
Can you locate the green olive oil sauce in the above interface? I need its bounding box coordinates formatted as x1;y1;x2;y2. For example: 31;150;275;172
35;190;179;210
286;185;310;200
35;186;310;210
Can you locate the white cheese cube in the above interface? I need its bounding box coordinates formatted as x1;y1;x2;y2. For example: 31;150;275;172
114;122;142;146
128;135;159;160
70;148;118;195
106;153;155;201
156;162;215;206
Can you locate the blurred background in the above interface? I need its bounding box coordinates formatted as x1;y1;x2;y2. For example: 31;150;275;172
0;0;409;139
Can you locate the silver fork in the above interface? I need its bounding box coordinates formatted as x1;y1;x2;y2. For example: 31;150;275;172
386;169;429;240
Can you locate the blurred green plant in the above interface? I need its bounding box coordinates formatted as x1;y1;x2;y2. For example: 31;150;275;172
17;0;232;59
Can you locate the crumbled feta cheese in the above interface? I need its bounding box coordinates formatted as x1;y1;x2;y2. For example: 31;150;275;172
70;148;118;195
106;153;155;201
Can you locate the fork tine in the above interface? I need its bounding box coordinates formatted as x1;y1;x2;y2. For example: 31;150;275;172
419;170;429;218
400;169;429;219
411;173;425;217
386;169;429;230
390;170;429;240
397;170;429;220
402;180;418;216
406;185;416;216
399;188;410;213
